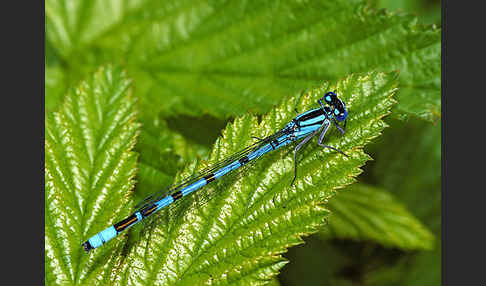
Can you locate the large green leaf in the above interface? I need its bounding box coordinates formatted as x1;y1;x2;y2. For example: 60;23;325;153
46;0;439;122
108;72;397;285
320;183;434;250
45;66;140;285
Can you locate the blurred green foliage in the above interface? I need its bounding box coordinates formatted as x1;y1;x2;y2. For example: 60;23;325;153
46;0;440;123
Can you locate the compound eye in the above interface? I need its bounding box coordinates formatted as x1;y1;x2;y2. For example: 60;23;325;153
336;110;347;121
324;92;337;103
333;99;347;122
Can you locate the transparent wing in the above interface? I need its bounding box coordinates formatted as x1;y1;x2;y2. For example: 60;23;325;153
134;128;287;211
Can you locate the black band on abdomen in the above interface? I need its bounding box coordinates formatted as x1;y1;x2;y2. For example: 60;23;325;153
171;190;183;201
114;214;138;232
239;156;249;165
141;204;157;217
204;173;215;183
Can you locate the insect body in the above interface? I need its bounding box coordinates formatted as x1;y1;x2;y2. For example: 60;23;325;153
82;91;348;252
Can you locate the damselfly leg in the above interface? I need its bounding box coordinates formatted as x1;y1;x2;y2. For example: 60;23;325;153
291;130;319;186
318;123;348;157
332;118;346;135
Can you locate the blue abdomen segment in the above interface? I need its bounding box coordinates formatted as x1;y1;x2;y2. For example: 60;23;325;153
85;226;117;249
215;160;241;178
83;212;144;252
182;178;207;196
155;195;174;211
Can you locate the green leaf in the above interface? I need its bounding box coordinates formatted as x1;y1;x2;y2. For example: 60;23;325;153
45;66;140;285
46;0;439;122
110;72;397;285
369;118;441;233
320;183;435;250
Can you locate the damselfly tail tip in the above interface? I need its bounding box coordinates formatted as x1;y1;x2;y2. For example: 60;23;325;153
82;241;94;253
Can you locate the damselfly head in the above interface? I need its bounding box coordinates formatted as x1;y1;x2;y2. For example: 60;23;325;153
323;91;347;122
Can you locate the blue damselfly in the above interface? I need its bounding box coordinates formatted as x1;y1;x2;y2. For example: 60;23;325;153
83;91;348;252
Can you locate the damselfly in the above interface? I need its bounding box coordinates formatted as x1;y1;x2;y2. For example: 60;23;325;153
82;91;348;252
